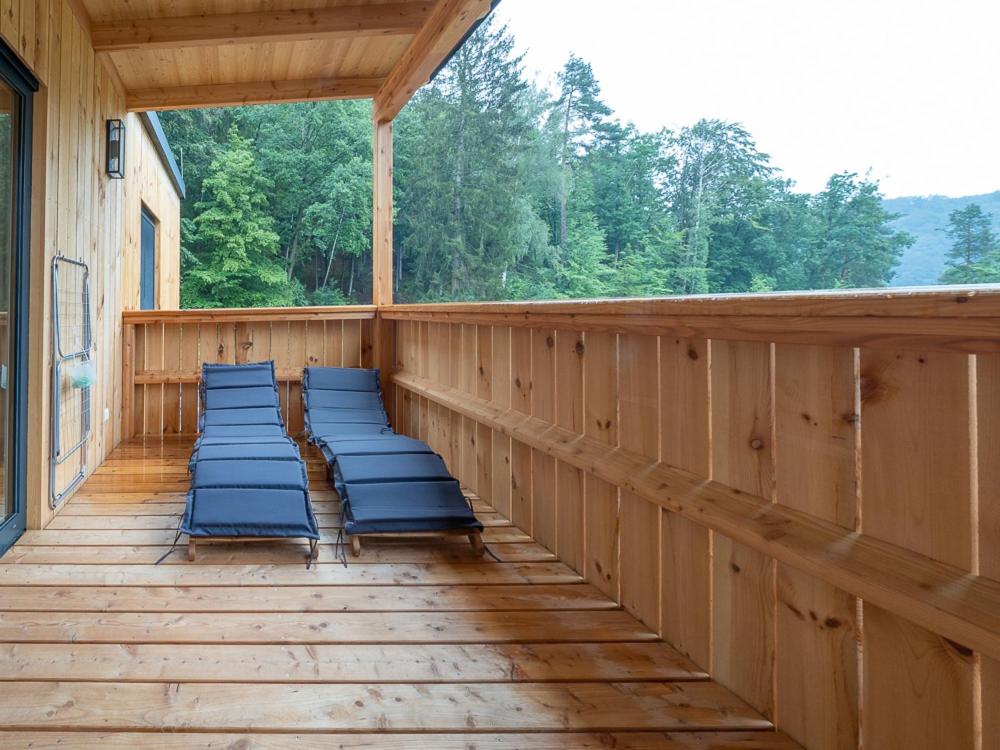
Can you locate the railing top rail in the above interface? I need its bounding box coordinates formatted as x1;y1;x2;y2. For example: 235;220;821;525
123;305;377;325
383;285;1000;319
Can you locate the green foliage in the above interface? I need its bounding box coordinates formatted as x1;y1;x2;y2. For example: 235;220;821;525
165;18;924;309
939;203;1000;283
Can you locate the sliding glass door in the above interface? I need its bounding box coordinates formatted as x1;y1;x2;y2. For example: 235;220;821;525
0;40;36;556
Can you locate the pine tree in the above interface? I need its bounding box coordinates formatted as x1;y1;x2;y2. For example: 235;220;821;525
181;127;302;308
940;203;1000;284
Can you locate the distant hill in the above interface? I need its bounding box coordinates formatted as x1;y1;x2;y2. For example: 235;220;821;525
883;191;1000;286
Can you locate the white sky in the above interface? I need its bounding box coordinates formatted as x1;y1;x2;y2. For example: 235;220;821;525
492;0;1000;198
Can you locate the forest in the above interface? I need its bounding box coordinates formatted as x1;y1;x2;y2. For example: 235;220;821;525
160;17;990;308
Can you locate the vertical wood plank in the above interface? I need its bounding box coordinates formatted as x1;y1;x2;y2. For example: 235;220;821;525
554;328;585;574
509;327;532;532
160;324;181;435
491;326;512;519
144;322;164;436
773;344;859;750
460;324;477;491
659;336;711;670
583;330;619;599
476;326;493;507
618;333;660;630
286;322;307;435
530;328;556;551
121;324;135;440
710;339;775;719
860;349;975;749
978;353;1000;746
342;319;362;368
178;323;200;434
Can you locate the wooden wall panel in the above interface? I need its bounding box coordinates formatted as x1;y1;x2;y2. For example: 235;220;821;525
710;340;776;719
773;344;859;750
16;0;184;527
860;349;976;749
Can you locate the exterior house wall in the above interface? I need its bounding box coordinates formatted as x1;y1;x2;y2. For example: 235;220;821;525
0;0;182;529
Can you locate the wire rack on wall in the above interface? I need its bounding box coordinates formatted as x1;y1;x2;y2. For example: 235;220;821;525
50;255;93;508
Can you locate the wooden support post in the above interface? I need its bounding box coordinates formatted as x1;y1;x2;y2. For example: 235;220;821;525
372;119;393;307
372;118;396;420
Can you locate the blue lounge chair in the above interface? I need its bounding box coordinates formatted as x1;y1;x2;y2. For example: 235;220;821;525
181;362;320;563
302;366;483;557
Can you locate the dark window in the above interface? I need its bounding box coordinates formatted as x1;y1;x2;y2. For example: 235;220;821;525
140;208;156;310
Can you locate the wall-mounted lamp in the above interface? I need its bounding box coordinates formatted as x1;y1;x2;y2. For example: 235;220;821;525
106;119;125;179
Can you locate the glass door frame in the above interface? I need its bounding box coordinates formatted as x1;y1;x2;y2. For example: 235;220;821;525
0;39;37;556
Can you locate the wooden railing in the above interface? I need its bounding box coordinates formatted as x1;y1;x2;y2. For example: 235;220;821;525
122;306;376;436
381;288;1000;750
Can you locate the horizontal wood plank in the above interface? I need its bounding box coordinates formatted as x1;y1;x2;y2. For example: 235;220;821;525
0;642;704;683
0;681;769;732
0;732;799;749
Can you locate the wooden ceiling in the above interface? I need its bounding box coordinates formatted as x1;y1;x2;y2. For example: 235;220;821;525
74;0;493;119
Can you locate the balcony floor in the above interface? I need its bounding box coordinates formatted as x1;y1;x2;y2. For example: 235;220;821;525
0;437;797;748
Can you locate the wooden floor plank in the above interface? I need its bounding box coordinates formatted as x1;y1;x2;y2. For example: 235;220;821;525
0;681;770;732
0;542;555;565
0;732;800;749
0;642;706;683
0;562;583;586
15;526;529;546
0;610;658;644
0;583;611;612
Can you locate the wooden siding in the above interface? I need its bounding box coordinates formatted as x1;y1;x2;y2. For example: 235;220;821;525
7;0;182;530
0;436;801;748
385;291;1000;750
122;307;377;437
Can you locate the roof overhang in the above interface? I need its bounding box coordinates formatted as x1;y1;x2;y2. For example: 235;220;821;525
74;0;495;120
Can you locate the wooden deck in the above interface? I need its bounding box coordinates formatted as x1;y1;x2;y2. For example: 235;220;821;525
0;437;797;748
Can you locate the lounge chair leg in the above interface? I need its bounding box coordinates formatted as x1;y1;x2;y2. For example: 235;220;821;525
469;533;485;557
187;539;196;562
350;535;362;557
309;539;320;562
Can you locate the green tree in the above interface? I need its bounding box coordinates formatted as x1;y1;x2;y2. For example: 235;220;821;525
940;203;1000;283
181;127;301;308
802;173;912;288
666;119;774;293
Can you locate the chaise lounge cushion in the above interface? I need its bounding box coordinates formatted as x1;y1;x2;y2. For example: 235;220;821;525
341;480;481;535
182;488;319;539
191;459;307;490
303;367;380;392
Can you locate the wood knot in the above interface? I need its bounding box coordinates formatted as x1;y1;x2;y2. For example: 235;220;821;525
750;438;764;450
546;335;554;348
574;341;585;356
687;348;699;361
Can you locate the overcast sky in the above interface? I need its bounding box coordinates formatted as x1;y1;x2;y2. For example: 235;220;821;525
492;0;999;199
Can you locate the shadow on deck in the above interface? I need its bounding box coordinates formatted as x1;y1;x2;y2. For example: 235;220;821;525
0;436;798;748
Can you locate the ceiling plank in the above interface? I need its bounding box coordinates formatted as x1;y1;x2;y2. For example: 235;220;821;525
92;3;432;53
126;77;384;111
373;0;492;123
